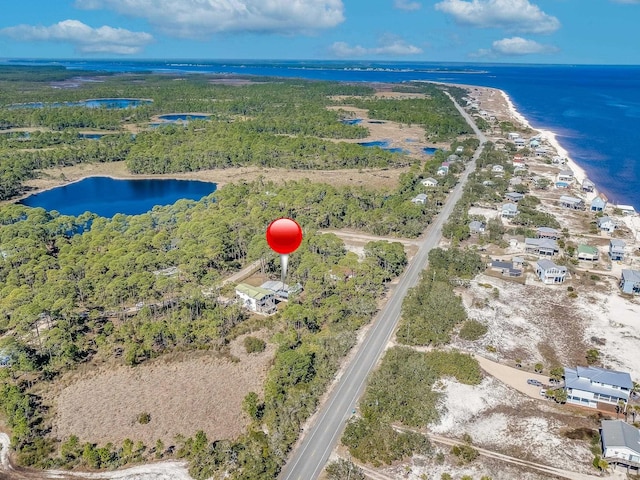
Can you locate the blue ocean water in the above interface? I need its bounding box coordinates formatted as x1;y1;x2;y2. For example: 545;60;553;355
4;59;640;208
19;177;217;218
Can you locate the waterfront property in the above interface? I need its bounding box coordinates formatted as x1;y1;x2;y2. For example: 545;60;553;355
559;195;585;210
537;226;561;240
235;283;276;315
469;220;486;234
620;269;640;295
534;259;566;284
601;420;640;470
525;238;559;256
564;366;632;410
582;178;596;192
597;216;616;234
591;196;607;212
610;239;626;261
501;203;519;218
577;244;599;261
514;138;526;148
557;169;575;183
411;193;428;205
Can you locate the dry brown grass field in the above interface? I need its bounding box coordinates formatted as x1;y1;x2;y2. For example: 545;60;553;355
49;332;275;447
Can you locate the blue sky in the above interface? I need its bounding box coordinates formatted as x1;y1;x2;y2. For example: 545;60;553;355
1;0;639;64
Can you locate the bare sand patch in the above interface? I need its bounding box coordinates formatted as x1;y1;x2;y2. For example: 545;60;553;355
51;334;275;447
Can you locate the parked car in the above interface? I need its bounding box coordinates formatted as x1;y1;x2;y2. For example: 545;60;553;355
540;388;547;397
527;379;542;386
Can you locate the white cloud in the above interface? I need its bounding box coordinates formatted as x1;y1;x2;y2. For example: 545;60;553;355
330;37;422;58
0;20;153;54
435;0;560;34
471;36;558;57
74;0;345;37
394;0;422;10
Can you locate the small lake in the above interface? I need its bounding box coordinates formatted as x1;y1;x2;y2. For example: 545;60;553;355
157;114;211;122
8;98;152;109
19;177;217;218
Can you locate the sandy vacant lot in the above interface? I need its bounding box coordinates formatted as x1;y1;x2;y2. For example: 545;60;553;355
51;334;275;447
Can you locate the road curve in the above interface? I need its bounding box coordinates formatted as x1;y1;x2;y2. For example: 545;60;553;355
279;90;487;480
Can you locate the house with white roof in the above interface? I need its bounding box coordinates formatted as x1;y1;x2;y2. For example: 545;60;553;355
609;239;625;261
492;164;504;174
534;259;567;284
617;205;637;216
421;177;438;187
514;137;526;148
620;269;640;295
508;132;520;140
564;366;633;410
557;169;575;183
597;216;616;234
436;166;448;176
601;420;640;469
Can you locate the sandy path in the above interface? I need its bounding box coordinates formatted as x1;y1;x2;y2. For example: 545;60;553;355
473;354;554;399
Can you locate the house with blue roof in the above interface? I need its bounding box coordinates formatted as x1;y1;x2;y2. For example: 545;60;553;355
590;196;607;212
564;366;633;410
620;269;640;295
601;420;640;469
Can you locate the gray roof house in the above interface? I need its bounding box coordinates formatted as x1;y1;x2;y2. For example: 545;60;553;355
525;237;559;256
597;216;616;233
505;192;524;202
620;269;640;295
489;259;523;277
536;226;560;240
564;366;633;409
559;195;585;210
582;178;596;192
411;193;428;205
534;259;567;284
610;239;626;261
501;203;518;218
557;169;574;182
469;220;486;234
601;420;640;468
590;196;607;212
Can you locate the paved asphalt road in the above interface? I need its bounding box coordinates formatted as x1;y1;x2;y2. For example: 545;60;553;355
279;92;487;480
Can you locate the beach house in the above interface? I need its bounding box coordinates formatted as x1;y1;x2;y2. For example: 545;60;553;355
609;239;626;261
514;137;526;148
235;283;276;314
469;220;486;234
537;227;561;240
564;366;632;410
534;259;567;284
590;196;607;212
617;205;637;216
525;237;559;256
411;193;428;205
597;216;616;234
559;195;585;210
577;244;599;262
582;178;596;192
489;259;523;278
508;132;520;140
421;177;438;187
505;192;524;203
601;420;640;469
501;203;519;218
620;269;640;295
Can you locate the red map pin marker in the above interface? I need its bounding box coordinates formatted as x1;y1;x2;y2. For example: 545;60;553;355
266;218;303;284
